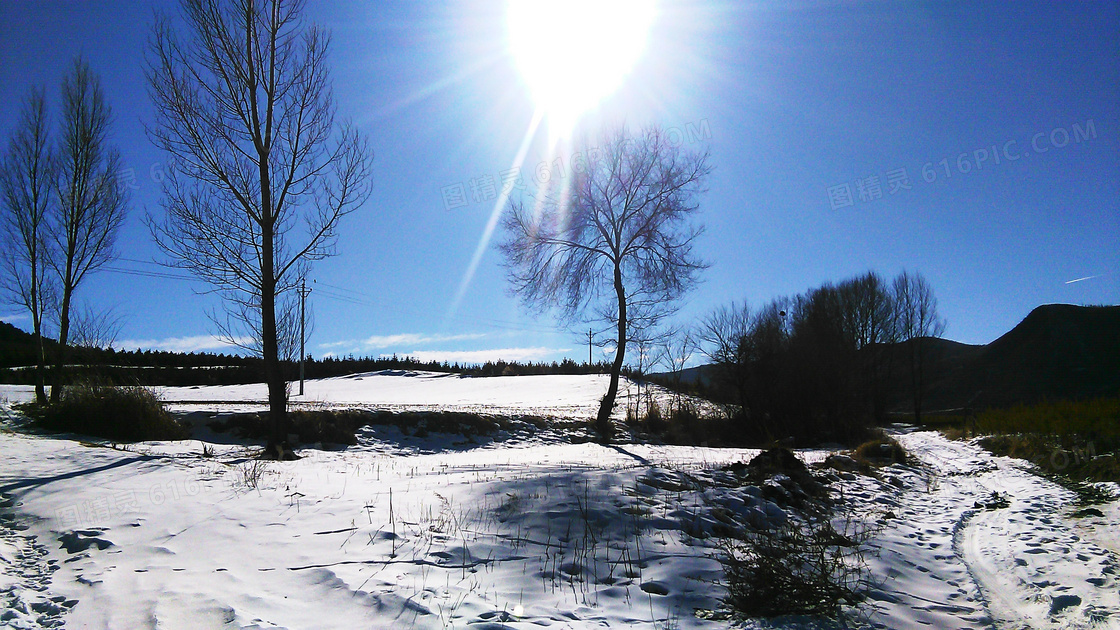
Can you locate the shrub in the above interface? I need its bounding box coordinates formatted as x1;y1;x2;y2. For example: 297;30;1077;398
34;382;186;442
853;433;907;466
208;408;508;446
719;516;870;618
979;433;1119;483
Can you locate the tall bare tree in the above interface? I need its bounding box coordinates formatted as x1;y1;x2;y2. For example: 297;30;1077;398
836;272;897;422
49;59;129;402
657;326;696;415
0;87;54;403
893;270;946;422
628;327;669;422
699;301;753;423
501;126;710;441
146;0;373;457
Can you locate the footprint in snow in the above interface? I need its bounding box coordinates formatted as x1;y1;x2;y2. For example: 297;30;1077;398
58;529;114;554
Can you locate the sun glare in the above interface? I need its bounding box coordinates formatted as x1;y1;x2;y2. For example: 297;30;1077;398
507;0;656;138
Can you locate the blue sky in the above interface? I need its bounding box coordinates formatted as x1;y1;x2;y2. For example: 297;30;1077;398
0;1;1117;365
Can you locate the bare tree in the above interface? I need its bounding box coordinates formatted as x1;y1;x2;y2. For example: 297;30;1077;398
836;272;897;422
146;0;373;457
628;327;669;422
699;301;752;421
699;301;751;370
49;59;129;402
893;270;946;422
501;125;710;442
69;303;125;350
0;87;55;403
657;326;696;415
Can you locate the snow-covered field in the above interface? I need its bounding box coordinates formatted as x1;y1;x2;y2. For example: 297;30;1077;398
1;374;1118;629
3;371;702;420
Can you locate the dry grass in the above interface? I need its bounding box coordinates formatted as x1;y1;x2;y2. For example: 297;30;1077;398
852;433;908;467
975;396;1120;444
969;396;1120;483
25;382;186;442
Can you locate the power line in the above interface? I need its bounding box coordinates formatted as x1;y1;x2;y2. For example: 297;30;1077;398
102;266;195;281
116;257;167;267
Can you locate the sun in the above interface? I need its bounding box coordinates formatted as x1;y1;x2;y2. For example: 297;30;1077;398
507;0;656;138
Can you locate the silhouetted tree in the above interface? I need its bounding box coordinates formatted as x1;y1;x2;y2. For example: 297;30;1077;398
836;272;897;422
49;58;129;402
893;270;946;423
146;0;373;457
501;125;710;442
699;301;753;425
657;326;697;415
701;272;907;444
69;303;124;350
0;87;54;403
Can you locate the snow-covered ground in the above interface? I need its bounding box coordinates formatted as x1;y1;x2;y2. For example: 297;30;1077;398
3;370;706;420
1;374;1118;629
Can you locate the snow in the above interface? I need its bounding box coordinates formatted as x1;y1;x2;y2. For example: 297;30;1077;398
160;371;638;417
1;374;1118;629
4;370;702;419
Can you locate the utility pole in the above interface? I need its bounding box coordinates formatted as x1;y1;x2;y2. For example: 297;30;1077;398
298;280;312;396
588;329;593;368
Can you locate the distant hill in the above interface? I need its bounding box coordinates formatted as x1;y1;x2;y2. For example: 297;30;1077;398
654;304;1120;413
0;321;59;367
947;304;1120;409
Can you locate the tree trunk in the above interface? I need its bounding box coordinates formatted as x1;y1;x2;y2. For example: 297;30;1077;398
33;326;47;404
50;276;74;404
260;187;290;459
595;264;626;443
31;263;46;404
261;287;289;457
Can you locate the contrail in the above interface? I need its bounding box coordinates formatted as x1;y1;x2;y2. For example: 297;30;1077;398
1065;275;1102;285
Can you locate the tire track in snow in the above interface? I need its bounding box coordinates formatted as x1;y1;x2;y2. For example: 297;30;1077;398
898;431;1120;630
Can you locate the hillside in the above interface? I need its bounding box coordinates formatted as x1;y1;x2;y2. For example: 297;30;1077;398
961;304;1120;408
0;321;58;368
658;304;1119;413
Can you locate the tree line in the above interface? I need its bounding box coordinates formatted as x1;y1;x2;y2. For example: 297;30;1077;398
0;60;129;405
692;270;945;445
0;328;618;386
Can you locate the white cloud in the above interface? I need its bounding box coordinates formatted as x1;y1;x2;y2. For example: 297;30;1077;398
319;332;488;351
116;334;251;354
0;313;29;324
391;347;570;364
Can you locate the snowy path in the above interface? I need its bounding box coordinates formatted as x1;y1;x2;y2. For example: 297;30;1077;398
864;431;1120;630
